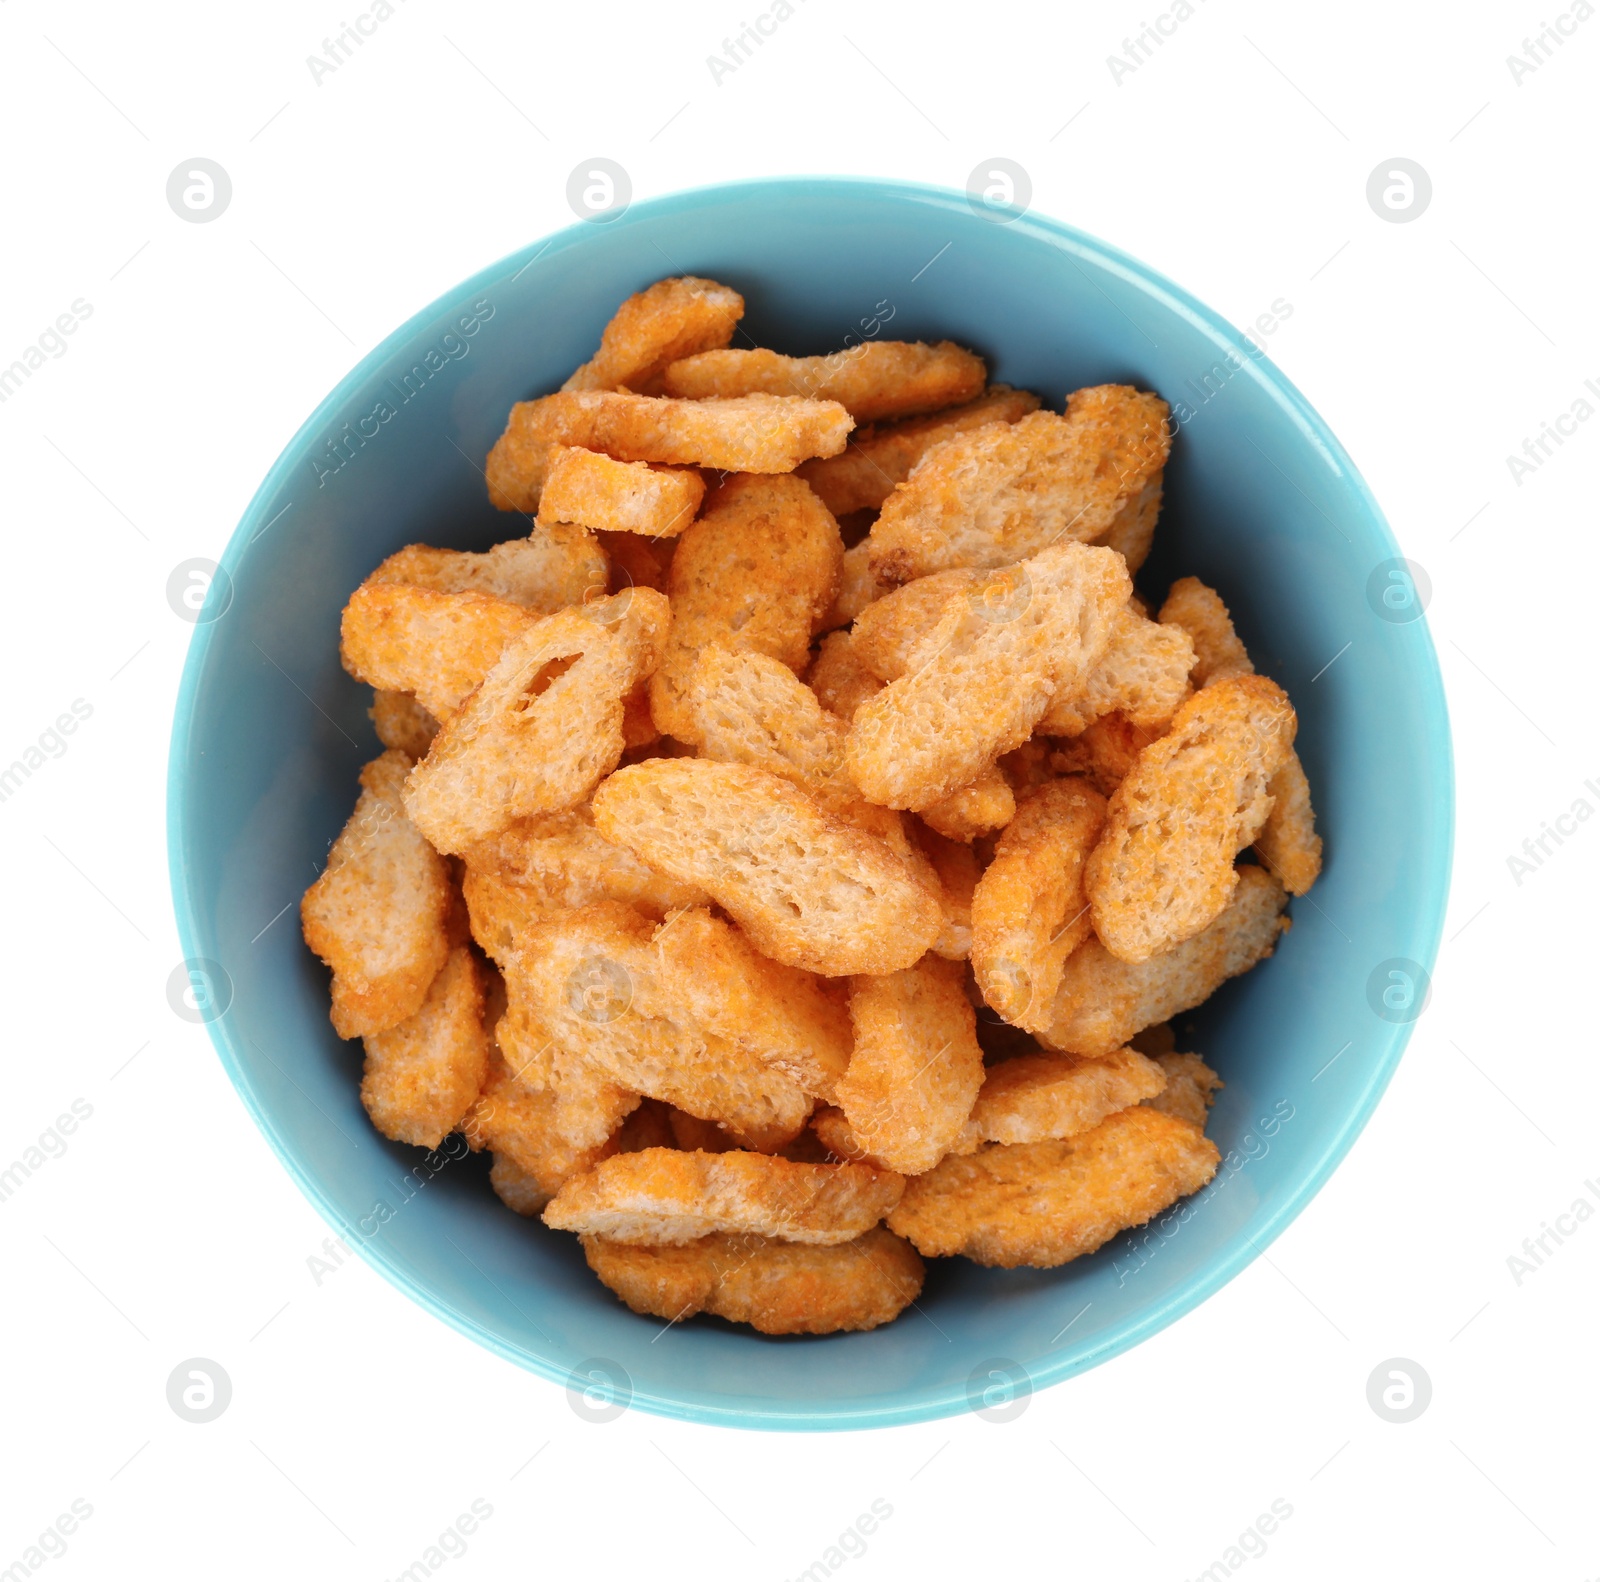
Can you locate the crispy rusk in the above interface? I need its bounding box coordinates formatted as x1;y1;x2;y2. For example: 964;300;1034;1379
489;1153;553;1216
810;1106;882;1165
650;473;843;741
809;629;884;721
835;955;986;1176
461;868;549;968
1038;603;1195;736
1090;471;1164;574
512;901;817;1147
562;275;745;395
1158;576;1254;685
1047;712;1162;796
537;446;705;538
485;390;853;512
825;541;885;629
1255;749;1322;896
866;387;1171;584
301;750;452;1039
1086;676;1297;962
950;1048;1166;1154
544;1147;904;1245
360;945;489;1147
970;778;1106;1032
591;760;942;975
402;589;669;854
369;689;439;758
580;1226;923;1334
663;340;986;422
1143;1052;1222;1131
887;1106;1219;1268
1041;866;1289;1057
340;583;537;720
917;766;1015;842
844;543;1131;810
365;529;609;614
850;568;980;682
798;385;1042;517
912;823;980;960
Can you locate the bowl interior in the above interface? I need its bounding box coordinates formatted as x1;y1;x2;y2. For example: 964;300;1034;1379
169;177;1451;1429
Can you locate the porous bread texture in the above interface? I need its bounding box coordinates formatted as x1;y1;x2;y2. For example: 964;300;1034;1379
949;1048;1167;1154
1086;675;1297;962
402;588;668;854
663;340;986;423
536;446;705;538
1038;603;1195;736
365;529;608;613
916;765;1015;842
844;542;1131;810
369;689;439;758
300;750;452;1039
581;1226;923;1334
1158;576;1254;685
887;1106;1219;1268
808;629;884;722
486;390;853;512
1142;1052;1223;1131
544;1147;905;1246
1090;471;1164;574
562;275;745;396
1041;865;1290;1057
591;759;943;976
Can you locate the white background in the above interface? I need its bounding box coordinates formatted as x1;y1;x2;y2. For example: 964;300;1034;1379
1;0;1595;1576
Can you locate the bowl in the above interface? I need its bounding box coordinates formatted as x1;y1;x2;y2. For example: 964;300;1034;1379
168;175;1452;1430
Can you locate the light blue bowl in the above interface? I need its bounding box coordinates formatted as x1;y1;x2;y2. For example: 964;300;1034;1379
168;176;1451;1430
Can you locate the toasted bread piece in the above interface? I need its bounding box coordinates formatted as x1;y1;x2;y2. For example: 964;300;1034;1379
562;276;745;396
911;823;980;961
650;473;843;741
545;1147;904;1245
834;955;985;1176
510;902;818;1147
359;945;489;1147
850;568;980;682
1038;603;1195;736
824;541;886;629
489;1152;554;1216
369;689;440;758
1158;577;1254;685
1089;471;1164;574
1047;712;1162;795
1142;1052;1222;1131
798;385;1043;517
486;391;854;511
341;583;537;720
809;629;884;721
950;1048;1166;1154
592;760;942;975
810;1106;883;1165
1255;749;1322;896
917;766;1015;842
971;778;1106;1031
402;589;668;853
1086;675;1297;962
663;340;985;423
844;543;1131;810
537;446;705;538
866;387;1171;584
1042;866;1289;1057
887;1106;1218;1267
366;530;609;614
581;1225;923;1333
301;751;453;1039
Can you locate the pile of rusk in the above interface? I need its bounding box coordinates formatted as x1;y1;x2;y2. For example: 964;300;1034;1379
301;276;1322;1336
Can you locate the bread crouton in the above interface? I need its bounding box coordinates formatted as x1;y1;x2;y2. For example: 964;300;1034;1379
1089;471;1164;574
1041;865;1289;1057
866;387;1170;584
1086;675;1297;962
834;955;986;1175
369;689;439;758
561;275;745;396
544;1147;904;1245
809;629;884;721
486;390;854;512
1158;576;1254;685
537;446;705;538
366;529;609;614
1038;603;1195;737
844;543;1130;810
650;473;843;741
1047;712;1162;795
911;824;981;960
580;1225;923;1333
402;588;668;853
850;568;980;682
591;760;942;975
1255;748;1323;896
663;340;985;422
886;1106;1218;1267
301;750;452;1039
917;765;1015;842
797;385;1042;517
950;1048;1167;1154
1142;1052;1222;1130
970;777;1107;1031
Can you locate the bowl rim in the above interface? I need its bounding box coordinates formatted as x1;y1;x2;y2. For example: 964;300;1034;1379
167;173;1454;1431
